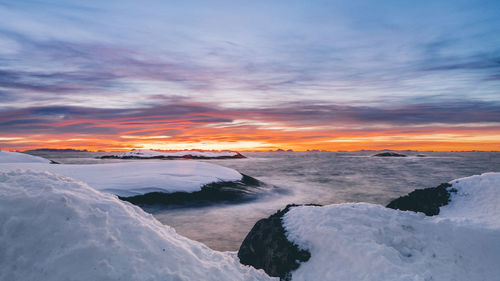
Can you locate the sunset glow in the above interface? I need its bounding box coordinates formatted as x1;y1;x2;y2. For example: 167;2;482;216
1;1;499;151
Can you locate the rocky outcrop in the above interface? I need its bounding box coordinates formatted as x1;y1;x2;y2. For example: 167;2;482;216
238;183;459;280
238;204;316;280
119;174;268;208
373;152;407;157
386;183;457;216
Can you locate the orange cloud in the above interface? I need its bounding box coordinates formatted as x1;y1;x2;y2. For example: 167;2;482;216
1;101;499;151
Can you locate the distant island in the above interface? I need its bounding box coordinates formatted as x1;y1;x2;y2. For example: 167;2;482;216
99;149;246;160
269;148;294;152
372;152;407;157
24;148;89;152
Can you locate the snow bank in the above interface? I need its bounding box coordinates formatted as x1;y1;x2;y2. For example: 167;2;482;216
0;161;242;197
282;173;500;281
439;172;500;229
0;150;51;163
0;170;275;281
112;149;241;158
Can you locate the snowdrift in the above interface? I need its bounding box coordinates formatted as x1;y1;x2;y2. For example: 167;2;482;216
0;170;275;281
0;150;51;163
281;173;500;281
0;151;242;197
439;173;500;229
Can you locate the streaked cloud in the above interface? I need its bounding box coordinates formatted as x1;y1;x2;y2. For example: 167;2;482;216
0;0;499;150
0;98;499;150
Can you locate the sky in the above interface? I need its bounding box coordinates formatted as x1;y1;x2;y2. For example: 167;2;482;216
0;0;499;151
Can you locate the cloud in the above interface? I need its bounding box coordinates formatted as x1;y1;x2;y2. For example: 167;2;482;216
1;0;499;151
0;69;119;93
0;90;16;102
1;99;499;138
420;57;500;72
1;17;499;110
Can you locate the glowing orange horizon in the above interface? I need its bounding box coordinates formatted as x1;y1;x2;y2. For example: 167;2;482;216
2;129;499;152
1;101;499;152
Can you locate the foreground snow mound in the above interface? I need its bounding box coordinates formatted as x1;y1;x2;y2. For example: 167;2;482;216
0;150;51;163
281;173;500;281
0;170;275;281
0;161;242;197
439;172;500;229
283;203;500;281
238;173;500;280
104;149;243;159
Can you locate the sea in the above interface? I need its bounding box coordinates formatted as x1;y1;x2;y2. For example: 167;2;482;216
26;150;500;251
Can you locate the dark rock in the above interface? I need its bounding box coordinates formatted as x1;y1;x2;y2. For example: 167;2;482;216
182;152;246;159
373;152;407;157
119;174;269;208
49;160;60;164
24;148;88;152
386;183;457;216
99;152;246;160
238;204;318;280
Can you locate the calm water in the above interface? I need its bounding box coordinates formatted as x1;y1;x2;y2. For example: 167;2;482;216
28;150;500;251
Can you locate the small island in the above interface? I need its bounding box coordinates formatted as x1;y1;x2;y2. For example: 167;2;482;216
100;149;246;160
372;152;407;157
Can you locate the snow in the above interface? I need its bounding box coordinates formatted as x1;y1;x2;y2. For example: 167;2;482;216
283;173;500;281
439;172;500;229
0;170;275;281
0;151;243;197
0;150;51;163
117;149;239;158
2;149;498;280
0;161;242;197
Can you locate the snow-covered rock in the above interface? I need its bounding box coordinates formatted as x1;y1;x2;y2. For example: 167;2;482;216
102;149;245;159
439;172;500;229
0;170;275;281
120;173;268;207
241;173;500;280
0;150;51;163
283;202;500;281
238;205;312;279
0;151;244;198
0;161;242;197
